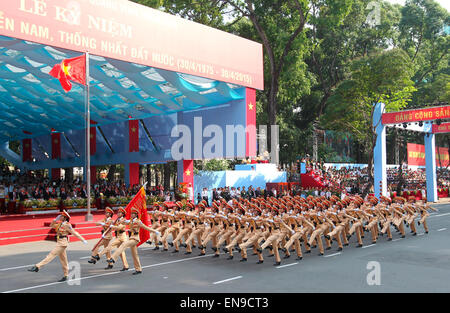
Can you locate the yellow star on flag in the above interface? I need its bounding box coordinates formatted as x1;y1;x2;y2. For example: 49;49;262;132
131;127;137;133
248;102;254;110
185;169;191;176
62;62;71;77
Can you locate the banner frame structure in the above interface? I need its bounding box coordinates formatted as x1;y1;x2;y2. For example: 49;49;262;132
375;103;450;202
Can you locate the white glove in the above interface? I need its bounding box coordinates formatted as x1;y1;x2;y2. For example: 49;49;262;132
82;240;88;245
155;231;161;237
291;230;295;235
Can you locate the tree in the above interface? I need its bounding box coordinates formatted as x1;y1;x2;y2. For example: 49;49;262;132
322;48;416;195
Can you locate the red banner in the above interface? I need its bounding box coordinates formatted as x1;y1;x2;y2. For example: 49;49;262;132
128;163;139;186
90;126;96;155
245;88;256;157
432;123;450;134
128;119;139;152
22;138;32;162
0;0;263;89
407;143;449;167
51;132;60;159
382;106;450;125
124;186;149;247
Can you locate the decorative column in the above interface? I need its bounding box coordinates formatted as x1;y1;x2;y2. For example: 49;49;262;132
51;132;61;180
245;88;257;158
125;119;140;186
177;160;194;202
22;139;32;162
425;132;437;202
373;102;387;198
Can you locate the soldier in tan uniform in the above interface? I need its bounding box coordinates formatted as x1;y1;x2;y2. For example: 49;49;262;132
28;210;87;282
106;207;159;275
88;207;115;264
98;207;130;271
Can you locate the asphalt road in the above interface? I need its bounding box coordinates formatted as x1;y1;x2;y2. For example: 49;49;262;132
1;203;450;293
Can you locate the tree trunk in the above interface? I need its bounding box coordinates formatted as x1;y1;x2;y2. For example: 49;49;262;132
107;164;116;182
146;164;152;186
164;162;171;192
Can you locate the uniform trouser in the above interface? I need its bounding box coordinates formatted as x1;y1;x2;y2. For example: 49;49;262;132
225;229;246;256
260;231;283;262
393;216;406;235
327;226;344;248
419;213;429;232
239;230;263;260
202;226;220;249
308;226;327;253
152;224;168;244
162;226;179;249
186;226;205;253
91;238;112;259
406;215;418;233
148;222;160;242
216;228;235;253
99;237;129;268
349;221;363;245
36;242;69;276
110;238;141;271
381;219;392;239
365;219;379;242
173;227;192;250
284;230;304;257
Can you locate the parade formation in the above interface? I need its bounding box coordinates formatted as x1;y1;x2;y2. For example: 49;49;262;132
26;192;437;282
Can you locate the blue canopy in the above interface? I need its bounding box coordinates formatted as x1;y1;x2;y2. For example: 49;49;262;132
0;35;244;143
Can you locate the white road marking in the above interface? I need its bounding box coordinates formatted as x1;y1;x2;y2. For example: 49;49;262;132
323;252;341;258
429;213;450;218
362;244;376;249
0;264;35;272
276;262;298;269
392;238;403;242
2;252;216;293
437;228;447;232
213;276;242;285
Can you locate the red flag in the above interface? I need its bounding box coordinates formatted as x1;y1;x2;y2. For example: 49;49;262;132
124;186;149;247
49;54;86;92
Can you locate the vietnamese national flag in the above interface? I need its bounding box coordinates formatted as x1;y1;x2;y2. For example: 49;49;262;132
124;186;149;247
49;54;86;92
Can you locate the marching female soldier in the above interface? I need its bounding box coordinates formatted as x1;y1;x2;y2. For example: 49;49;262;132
28;210;87;282
106;207;159;275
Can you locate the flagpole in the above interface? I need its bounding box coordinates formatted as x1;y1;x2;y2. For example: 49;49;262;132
85;51;93;222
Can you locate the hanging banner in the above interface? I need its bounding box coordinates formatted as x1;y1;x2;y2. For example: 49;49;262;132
432;123;450;134
0;0;263;89
407;143;449;167
382;106;450;125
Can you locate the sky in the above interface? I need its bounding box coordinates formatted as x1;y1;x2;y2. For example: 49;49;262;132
388;0;450;12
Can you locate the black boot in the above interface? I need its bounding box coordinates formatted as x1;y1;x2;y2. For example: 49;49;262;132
132;271;142;275
120;267;129;271
58;276;68;282
27;266;39;272
240;258;247;262
226;255;234;260
256;260;264;264
273;261;281;266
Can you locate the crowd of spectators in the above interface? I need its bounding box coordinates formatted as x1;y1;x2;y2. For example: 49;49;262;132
0;165;174;214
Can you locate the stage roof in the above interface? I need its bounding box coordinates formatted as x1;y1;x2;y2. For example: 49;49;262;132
0;35;244;142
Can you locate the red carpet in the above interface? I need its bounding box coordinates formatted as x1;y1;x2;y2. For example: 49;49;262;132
0;211;106;246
